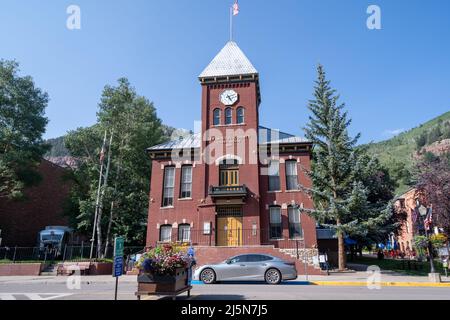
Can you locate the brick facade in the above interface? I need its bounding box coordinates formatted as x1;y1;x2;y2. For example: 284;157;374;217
0;159;71;247
145;42;319;272
394;189;417;252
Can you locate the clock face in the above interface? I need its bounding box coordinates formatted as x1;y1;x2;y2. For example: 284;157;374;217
220;89;239;106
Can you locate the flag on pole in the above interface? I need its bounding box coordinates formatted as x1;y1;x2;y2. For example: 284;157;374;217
99;135;107;164
424;205;433;231
233;0;239;16
99;145;105;163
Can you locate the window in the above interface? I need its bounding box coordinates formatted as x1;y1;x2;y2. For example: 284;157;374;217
180;166;192;198
159;225;172;242
229;255;248;264
225;107;232;125
285;160;299;190
269;206;282;239
268;160;280;191
237;107;244;124
213;108;220;125
178;224;191;242
219;160;239;186
288;206;302;239
162;167;175;207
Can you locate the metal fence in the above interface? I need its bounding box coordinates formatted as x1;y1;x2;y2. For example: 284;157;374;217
0;245;144;263
156;228;306;249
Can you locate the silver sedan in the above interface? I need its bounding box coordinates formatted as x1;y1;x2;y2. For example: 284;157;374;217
193;254;297;285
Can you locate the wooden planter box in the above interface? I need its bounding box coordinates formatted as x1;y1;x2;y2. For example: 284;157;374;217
137;268;188;293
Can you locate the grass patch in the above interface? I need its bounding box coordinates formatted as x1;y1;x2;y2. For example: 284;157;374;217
350;256;448;276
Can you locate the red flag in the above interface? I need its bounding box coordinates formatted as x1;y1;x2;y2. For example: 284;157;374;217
233;0;239;16
99;145;105;163
424;205;433;231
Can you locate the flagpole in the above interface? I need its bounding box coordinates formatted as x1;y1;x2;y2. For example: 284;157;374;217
90;130;107;260
230;5;233;41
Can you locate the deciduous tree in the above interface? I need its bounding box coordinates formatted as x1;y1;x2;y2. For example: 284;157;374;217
0;60;49;199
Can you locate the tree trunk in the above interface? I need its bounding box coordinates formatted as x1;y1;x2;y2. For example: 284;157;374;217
103;201;115;257
337;219;346;271
96;131;113;258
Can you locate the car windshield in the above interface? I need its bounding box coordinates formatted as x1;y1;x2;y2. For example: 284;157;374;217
41;233;63;242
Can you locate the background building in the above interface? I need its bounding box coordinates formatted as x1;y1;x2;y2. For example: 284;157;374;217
0;159;71;247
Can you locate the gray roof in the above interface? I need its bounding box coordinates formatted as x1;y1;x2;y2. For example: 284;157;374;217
199;41;258;78
147;126;310;151
147;133;201;151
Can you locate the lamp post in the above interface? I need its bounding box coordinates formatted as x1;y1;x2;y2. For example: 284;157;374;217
416;201;436;274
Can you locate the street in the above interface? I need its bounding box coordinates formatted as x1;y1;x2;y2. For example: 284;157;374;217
1;276;450;300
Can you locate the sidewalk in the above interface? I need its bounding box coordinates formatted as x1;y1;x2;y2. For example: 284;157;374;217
302;269;450;287
0;275;138;284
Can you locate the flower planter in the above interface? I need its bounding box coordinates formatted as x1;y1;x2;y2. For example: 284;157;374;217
137;267;188;293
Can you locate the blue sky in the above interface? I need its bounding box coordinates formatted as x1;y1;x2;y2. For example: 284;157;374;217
1;0;449;144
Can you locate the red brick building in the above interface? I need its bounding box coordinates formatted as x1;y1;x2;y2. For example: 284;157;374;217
146;42;320;272
0;159;71;247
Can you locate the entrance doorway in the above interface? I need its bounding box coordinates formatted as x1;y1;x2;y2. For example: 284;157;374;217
216;206;242;246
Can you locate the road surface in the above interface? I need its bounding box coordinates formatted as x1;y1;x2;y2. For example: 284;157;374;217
1;277;450;300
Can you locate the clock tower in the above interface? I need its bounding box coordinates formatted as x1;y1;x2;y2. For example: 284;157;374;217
198;41;262;245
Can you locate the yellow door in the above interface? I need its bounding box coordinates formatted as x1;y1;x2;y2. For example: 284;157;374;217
217;217;242;246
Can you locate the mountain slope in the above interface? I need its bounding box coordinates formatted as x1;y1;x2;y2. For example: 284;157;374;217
363;110;450;195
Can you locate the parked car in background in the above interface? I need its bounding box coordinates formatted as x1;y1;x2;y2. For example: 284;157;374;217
193;254;297;285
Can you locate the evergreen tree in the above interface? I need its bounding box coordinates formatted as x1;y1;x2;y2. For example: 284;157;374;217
302;65;396;270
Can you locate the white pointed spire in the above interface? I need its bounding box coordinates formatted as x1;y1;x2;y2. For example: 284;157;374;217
199;41;258;79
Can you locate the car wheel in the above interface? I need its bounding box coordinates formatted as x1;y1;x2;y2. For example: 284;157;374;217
200;268;216;284
265;268;281;285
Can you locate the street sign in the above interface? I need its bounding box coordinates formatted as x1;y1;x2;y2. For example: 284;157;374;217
113;256;124;277
112;236;124;300
114;237;124;257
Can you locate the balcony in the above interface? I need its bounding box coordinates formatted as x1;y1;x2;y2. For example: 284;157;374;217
208;185;248;203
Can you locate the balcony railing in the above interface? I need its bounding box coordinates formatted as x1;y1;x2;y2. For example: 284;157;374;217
208;185;248;198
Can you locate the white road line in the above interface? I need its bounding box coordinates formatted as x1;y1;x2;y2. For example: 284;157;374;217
0;293;73;300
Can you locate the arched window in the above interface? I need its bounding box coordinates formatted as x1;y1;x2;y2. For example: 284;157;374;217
219;159;239;186
288;206;302;239
225;107;232;125
213;108;220;125
269;206;282;239
159;225;172;242
237;107;245;124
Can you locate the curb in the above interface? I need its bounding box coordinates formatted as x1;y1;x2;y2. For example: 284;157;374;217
191;280;450;287
311;281;450;287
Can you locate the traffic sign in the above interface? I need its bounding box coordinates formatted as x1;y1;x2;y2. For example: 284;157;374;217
113;256;124;277
114;237;124;257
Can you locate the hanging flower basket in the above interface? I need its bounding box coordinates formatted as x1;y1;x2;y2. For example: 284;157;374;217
135;243;193;293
